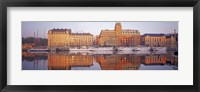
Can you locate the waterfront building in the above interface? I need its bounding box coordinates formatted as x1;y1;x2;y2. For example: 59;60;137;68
70;33;93;47
48;28;93;48
98;29;117;46
48;28;71;48
141;34;166;47
121;30;140;46
97;22;140;47
93;35;99;46
166;30;178;50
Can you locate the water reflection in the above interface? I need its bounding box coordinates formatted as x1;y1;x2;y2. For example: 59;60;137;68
48;53;93;70
22;51;178;70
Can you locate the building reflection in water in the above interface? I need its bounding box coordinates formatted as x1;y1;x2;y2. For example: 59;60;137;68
96;54;141;70
48;52;93;70
22;52;48;70
22;51;178;70
142;54;167;65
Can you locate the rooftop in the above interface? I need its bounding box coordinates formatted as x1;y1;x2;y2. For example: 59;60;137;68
71;33;93;35
142;34;165;36
50;28;71;31
122;29;138;31
49;28;72;33
100;30;115;36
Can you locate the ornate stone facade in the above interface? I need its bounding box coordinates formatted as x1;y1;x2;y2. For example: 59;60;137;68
97;22;140;47
141;34;166;47
48;28;93;48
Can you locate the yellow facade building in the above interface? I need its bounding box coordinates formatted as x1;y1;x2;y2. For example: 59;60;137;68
141;34;166;47
70;33;93;47
48;29;71;47
97;23;140;47
141;30;178;48
48;28;93;48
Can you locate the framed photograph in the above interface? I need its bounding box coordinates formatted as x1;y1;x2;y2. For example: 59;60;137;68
0;0;199;92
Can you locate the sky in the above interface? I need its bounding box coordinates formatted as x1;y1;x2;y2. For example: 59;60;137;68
22;21;178;38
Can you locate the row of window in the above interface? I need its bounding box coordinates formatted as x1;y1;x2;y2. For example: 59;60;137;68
145;38;165;42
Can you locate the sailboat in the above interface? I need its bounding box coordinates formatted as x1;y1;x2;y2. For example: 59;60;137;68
28;29;49;53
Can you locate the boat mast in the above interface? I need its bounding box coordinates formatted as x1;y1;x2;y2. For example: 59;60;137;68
44;28;45;47
34;32;35;48
37;29;39;47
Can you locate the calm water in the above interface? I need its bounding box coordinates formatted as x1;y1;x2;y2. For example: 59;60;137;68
22;51;178;70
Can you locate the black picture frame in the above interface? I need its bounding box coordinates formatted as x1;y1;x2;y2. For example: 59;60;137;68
0;0;199;92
